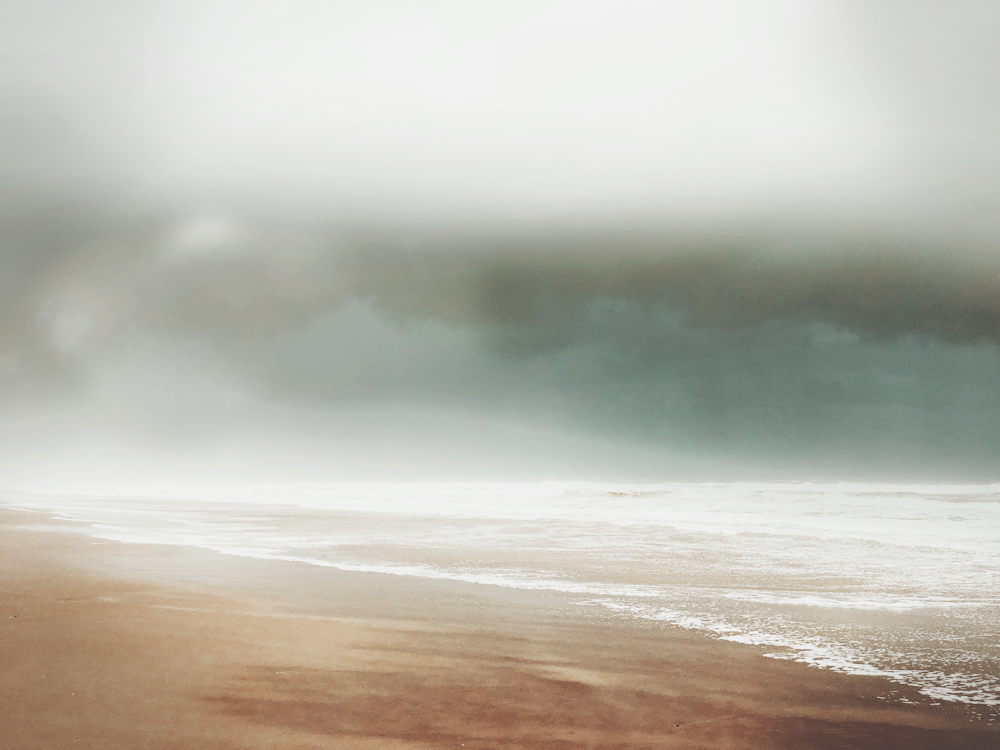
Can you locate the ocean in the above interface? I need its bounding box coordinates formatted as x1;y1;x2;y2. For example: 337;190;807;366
3;481;998;719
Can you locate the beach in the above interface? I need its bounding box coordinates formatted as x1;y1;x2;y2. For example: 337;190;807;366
2;508;997;750
5;3;1000;746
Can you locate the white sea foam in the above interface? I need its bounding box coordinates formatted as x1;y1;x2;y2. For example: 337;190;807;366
722;592;977;610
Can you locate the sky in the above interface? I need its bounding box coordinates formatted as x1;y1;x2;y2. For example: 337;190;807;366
2;0;1000;484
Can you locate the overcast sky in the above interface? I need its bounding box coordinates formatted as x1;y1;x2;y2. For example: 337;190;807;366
2;1;999;485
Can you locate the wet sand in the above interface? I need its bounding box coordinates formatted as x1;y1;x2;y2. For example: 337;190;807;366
2;509;997;749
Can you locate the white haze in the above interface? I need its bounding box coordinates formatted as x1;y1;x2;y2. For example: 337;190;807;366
137;0;892;216
3;1;1000;484
1;0;946;217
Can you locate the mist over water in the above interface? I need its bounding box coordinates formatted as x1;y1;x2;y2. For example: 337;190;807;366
3;2;1000;481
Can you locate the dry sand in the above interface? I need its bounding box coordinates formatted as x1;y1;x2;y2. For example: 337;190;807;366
1;508;997;749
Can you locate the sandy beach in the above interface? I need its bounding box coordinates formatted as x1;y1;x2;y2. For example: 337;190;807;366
1;508;996;750
5;3;1000;747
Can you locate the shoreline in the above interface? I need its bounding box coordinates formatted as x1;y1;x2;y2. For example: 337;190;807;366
2;508;997;749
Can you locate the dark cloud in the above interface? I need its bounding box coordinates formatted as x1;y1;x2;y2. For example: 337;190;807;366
351;225;1000;350
3;195;998;479
6;204;999;371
